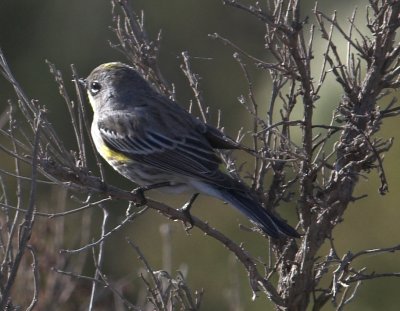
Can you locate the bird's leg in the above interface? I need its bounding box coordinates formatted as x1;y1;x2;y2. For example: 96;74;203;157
140;182;173;191
178;193;200;229
130;182;172;208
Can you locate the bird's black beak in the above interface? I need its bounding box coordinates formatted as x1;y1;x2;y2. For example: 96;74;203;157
78;78;87;89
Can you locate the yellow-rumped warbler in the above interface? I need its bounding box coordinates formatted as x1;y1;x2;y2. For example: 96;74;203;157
83;62;299;238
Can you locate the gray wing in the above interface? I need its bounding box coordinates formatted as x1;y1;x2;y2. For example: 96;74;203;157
97;111;230;185
194;118;254;152
152;93;248;151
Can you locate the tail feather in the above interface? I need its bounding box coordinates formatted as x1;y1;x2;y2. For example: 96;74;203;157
218;188;300;238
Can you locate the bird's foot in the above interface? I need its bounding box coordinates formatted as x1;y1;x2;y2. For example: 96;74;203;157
178;207;194;230
177;193;199;230
126;187;147;216
131;182;173;207
131;187;147;206
126;182;173;215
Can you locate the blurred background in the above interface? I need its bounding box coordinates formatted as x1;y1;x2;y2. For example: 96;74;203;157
0;0;399;310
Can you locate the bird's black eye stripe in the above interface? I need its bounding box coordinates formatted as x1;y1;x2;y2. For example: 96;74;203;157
89;81;102;95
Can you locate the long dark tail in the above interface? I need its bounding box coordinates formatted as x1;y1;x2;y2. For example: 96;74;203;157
218;188;300;238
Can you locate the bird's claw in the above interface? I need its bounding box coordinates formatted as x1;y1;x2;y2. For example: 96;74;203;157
126;187;148;216
132;187;148;206
176;193;199;230
130;182;173;209
177;205;194;230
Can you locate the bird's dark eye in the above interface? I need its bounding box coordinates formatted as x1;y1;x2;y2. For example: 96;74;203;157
89;81;102;95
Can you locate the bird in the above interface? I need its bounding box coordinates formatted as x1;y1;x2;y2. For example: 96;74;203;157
82;62;299;238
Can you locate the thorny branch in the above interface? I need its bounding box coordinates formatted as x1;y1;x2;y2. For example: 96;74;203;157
218;0;400;310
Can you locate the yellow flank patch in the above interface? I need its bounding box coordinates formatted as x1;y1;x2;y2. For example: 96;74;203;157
99;143;131;162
